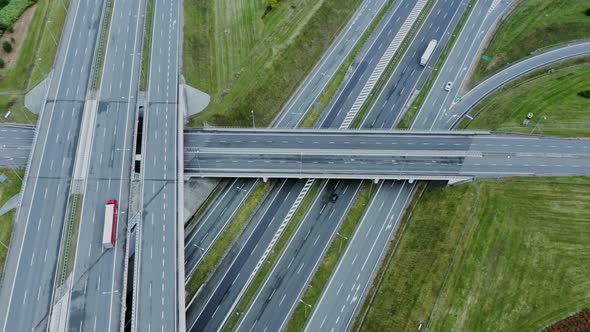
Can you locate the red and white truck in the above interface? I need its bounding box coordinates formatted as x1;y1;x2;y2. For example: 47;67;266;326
102;200;118;249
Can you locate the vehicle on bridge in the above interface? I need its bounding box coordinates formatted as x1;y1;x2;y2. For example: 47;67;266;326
102;199;118;249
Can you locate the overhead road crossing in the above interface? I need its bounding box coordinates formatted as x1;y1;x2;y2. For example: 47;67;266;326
184;129;590;181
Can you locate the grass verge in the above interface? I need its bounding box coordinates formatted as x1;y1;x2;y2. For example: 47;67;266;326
139;0;154;91
91;0;113;90
358;177;590;331
26;0;70;91
223;181;322;331
57;193;83;285
0;0;69;124
185;181;272;304
186;0;364;127
349;0;435;129
459;60;590;137
470;0;590;85
298;0;395;128
286;181;376;331
0;168;24;281
397;0;476;129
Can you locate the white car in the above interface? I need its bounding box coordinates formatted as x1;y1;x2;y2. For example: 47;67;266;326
444;81;453;91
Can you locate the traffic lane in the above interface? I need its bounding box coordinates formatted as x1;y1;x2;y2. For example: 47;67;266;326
137;105;178;332
0;0;101;326
0;152;30;167
194;180;308;332
275;0;388;128
461;156;590;177
67;103;135;330
362;0;465;129
186;154;590;177
320;0;415;128
444;41;590;129
305;181;414;331
412;0;500;130
235;180;361;332
3;100;83;331
184;179;257;280
473;136;590;154
184;132;476;151
188;180;302;332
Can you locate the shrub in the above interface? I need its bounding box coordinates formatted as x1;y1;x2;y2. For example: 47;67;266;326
7;25;12;33
0;58;5;68
2;40;11;53
0;0;36;30
586;8;590;16
577;90;590;98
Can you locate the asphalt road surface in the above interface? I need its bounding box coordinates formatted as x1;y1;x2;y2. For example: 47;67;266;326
306;1;517;331
0;125;34;167
134;0;182;330
0;0;104;330
65;0;144;329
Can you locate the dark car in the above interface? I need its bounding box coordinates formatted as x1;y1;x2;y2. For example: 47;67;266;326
330;193;338;202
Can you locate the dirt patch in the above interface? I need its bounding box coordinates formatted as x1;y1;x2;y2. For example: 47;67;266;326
0;4;37;70
547;307;590;332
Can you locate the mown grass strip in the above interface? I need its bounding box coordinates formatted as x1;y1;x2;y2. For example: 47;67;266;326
91;0;113;90
223;181;322;332
185;181;272;304
184;180;224;236
139;0;154;91
349;0;436;129
286;181;376;331
298;0;396;128
0;168;24;281
57;193;83;285
397;0;476;129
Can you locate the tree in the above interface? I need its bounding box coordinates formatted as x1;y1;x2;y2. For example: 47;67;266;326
2;41;11;53
268;0;278;9
586;8;590;16
0;58;5;69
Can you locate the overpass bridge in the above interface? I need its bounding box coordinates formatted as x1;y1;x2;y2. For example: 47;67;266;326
5;126;590;182
183;129;590;181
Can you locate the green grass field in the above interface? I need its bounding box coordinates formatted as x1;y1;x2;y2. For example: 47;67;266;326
184;0;362;127
471;0;590;84
0;168;24;281
0;0;68;124
461;62;590;137
360;178;590;331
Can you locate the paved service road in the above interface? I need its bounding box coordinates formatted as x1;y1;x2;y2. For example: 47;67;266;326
0;0;104;330
0;125;34;167
65;0;144;329
134;0;182;330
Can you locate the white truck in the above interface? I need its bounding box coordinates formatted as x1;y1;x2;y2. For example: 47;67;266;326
420;39;437;66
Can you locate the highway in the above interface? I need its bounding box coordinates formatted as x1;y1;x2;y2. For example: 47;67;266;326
274;0;388;128
184;179;257;281
133;0;182;330
186;179;308;331
360;0;467;129
65;0;144;329
444;40;590;128
184;0;412;329
236;180;361;332
0;125;33;167
0;0;104;330
306;1;517;331
184;130;590;179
